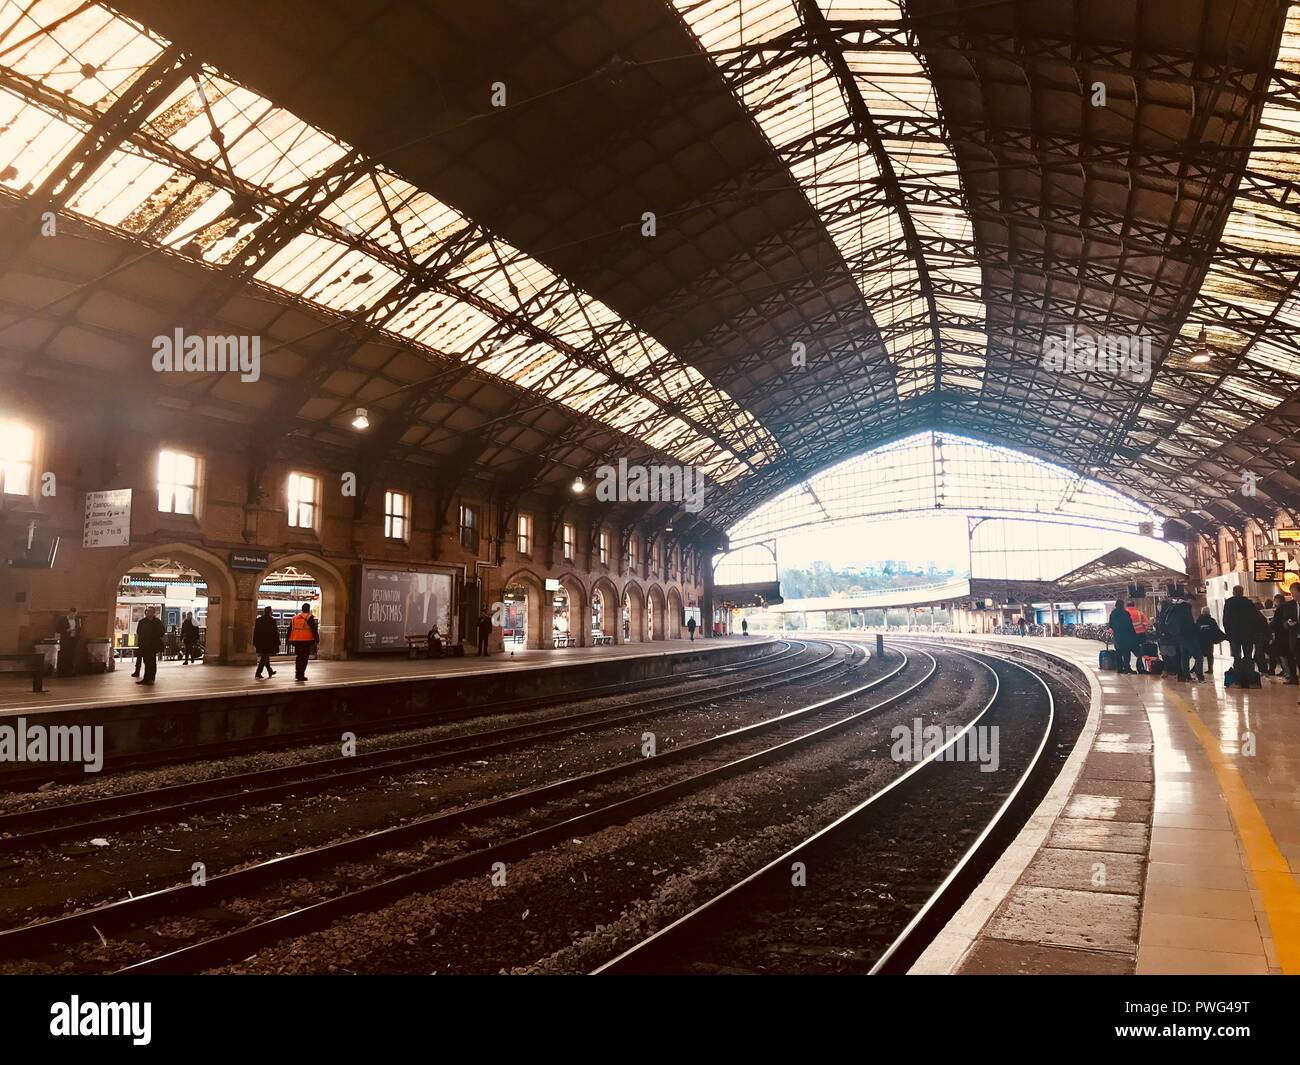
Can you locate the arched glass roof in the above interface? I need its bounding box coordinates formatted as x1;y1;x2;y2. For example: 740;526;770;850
727;431;1161;547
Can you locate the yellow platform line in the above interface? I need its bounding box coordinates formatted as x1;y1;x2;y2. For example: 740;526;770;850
1168;687;1300;974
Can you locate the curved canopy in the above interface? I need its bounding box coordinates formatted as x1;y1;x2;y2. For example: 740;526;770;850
726;430;1160;547
3;0;1299;544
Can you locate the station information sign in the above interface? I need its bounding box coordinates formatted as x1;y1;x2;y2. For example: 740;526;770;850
1254;559;1287;583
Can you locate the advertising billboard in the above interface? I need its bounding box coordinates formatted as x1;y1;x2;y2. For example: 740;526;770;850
356;566;455;652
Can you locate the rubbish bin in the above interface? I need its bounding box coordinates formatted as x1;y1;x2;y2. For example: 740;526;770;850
84;638;113;674
37;638;59;675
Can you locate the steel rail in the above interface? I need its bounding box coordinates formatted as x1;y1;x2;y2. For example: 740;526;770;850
0;642;892;959
0;638;791;788
0;640;829;853
593;645;1055;975
109;643;930;974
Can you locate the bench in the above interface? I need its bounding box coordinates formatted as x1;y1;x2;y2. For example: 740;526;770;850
553;635;573;648
592;634;613;646
0;653;45;693
405;635;431;659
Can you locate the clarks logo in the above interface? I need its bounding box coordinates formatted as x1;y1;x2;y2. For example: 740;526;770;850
151;328;260;382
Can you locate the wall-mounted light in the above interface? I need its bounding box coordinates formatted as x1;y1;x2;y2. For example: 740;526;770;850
571;476;585;493
1189;325;1212;365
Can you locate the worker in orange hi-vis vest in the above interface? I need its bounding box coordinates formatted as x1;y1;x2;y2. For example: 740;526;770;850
287;602;320;682
1125;601;1147;635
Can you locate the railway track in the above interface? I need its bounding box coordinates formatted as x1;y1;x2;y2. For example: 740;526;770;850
593;644;1059;975
0;640;837;854
0;638;792;788
0;641;936;973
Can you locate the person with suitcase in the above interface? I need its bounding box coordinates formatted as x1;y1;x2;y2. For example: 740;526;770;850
1108;600;1138;674
1223;586;1264;688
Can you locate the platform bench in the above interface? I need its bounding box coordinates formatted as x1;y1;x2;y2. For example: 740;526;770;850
0;653;45;693
592;634;613;646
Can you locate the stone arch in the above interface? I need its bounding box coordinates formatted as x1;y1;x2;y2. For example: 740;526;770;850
105;542;238;664
500;566;546;649
666;586;684;639
590;575;620;644
266;552;351;659
647;583;667;642
556;572;587;647
622;578;646;643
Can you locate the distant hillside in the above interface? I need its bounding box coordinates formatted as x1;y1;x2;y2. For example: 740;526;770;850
778;561;957;599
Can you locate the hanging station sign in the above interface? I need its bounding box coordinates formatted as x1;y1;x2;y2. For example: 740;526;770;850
230;549;270;572
1254;559;1288;583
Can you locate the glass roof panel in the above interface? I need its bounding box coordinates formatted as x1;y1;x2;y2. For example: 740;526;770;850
0;0;778;481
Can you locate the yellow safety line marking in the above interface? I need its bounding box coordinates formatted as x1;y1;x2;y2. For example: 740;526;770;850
1168;687;1300;974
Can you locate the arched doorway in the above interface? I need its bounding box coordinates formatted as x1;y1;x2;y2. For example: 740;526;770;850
648;584;667;642
556;575;586;647
591;576;619;644
622;580;645;643
500;569;545;649
667;587;684;639
107;543;237;665
265;553;349;659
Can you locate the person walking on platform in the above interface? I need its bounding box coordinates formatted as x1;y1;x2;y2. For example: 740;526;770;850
135;606;165;686
1108;600;1138;674
1223;585;1263;685
1195;607;1226;677
55;607;81;677
287;602;319;681
253;606;280;679
180;611;200;665
741;617;748;637
687;615;697;641
476;612;493;656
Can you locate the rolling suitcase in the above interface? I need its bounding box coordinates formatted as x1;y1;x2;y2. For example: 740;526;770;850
1098;649;1117;671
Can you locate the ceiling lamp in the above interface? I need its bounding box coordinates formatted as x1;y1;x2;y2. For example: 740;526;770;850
571;476;585;493
351;407;370;430
1189;326;1212;365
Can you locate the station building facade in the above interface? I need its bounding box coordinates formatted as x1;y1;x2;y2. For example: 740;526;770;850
0;405;712;665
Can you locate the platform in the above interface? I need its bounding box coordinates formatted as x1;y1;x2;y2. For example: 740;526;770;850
906;633;1300;977
0;636;771;772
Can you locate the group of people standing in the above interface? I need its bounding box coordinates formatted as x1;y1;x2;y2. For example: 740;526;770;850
253;603;319;681
1108;584;1300;689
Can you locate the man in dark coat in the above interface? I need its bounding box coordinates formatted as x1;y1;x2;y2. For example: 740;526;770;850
1222;586;1263;682
54;607;81;677
1165;598;1199;681
135;606;166;686
180;611;201;665
253;606;280;679
476;613;493;656
1108;599;1138;674
687;616;697;641
1270;593;1297;683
